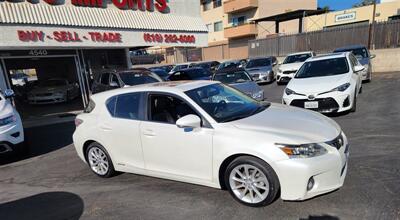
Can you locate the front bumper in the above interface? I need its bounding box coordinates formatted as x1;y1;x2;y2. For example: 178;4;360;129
283;91;354;113
28;94;67;104
277;72;295;83
275;133;349;201
251;72;274;83
0;122;25;154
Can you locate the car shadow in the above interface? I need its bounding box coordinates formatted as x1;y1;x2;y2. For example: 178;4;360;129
299;215;340;220
0;192;84;220
0;121;75;166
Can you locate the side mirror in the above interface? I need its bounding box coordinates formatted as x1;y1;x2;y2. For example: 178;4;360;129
109;81;119;87
370;54;376;59
273;61;278;66
176;114;201;129
354;65;365;73
4;89;15;99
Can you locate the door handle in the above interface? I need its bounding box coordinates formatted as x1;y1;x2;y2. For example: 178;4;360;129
143;129;156;137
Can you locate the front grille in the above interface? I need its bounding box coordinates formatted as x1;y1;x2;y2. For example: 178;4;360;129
283;70;296;75
326;133;344;150
290;98;339;113
34;93;53;97
280;77;292;82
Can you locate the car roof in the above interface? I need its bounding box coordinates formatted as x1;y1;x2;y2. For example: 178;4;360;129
91;81;219;101
334;45;367;51
306;52;349;62
287;51;314;56
216;67;245;74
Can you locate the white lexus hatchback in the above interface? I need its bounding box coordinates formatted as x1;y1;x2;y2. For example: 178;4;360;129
74;81;349;207
283;52;363;113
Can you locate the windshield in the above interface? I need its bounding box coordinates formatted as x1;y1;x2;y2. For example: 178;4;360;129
217;61;240;70
185;83;269;123
214;71;252;84
336;48;368;59
171;65;188;72
186;69;211;79
295;58;349;79
40;80;67;87
246;58;271;68
119;72;160;86
283;54;312;64
150;69;169;77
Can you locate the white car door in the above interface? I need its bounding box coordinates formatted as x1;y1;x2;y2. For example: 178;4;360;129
99;92;145;170
140;93;213;181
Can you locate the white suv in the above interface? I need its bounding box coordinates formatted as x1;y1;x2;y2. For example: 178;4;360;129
277;51;315;85
0;90;25;155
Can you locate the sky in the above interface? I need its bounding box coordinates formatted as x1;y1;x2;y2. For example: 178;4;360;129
318;0;378;11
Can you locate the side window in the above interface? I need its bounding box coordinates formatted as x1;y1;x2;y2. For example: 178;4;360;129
110;74;120;86
106;96;117;116
100;73;110;85
112;93;142;120
148;94;198;124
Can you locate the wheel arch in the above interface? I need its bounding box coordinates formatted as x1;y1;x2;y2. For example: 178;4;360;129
82;140;96;163
218;153;280;190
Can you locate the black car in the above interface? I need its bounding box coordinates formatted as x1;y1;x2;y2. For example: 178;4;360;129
192;61;220;73
168;67;212;81
92;68;163;94
149;68;170;80
149;65;174;73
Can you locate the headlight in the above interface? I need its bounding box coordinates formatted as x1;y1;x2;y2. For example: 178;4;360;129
285;88;296;95
276;143;327;158
252;90;264;99
331;83;350;92
0;115;17;127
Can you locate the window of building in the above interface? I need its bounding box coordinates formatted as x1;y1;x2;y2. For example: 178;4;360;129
214;21;223;32
232;16;246;27
206;23;213;32
203;0;212;11
214;0;222;8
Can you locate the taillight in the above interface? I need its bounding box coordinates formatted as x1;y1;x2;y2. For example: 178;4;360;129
75;118;83;127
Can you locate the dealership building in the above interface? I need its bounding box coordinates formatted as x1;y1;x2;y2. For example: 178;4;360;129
0;0;207;123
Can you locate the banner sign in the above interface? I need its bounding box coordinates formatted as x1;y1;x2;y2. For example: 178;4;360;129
335;12;356;23
5;0;169;13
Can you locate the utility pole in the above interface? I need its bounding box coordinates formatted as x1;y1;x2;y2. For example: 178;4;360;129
368;0;377;49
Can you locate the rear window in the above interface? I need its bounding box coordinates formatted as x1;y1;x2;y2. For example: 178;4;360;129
119;72;161;86
84;99;96;113
295;58;349;79
107;93;141;120
246;58;271;68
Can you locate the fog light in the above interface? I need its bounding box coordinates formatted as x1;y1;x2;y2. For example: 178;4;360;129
343;96;350;107
307;177;315;191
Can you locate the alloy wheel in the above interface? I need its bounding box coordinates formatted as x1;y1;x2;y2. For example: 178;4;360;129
88;146;110;176
228;164;270;204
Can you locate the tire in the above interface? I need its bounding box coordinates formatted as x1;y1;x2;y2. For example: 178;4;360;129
350;91;357;113
224;156;280;207
86;142;116;178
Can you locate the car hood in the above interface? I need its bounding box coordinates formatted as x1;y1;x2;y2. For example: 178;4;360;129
287;74;350;94
230;81;262;94
246;66;272;73
30;86;67;94
231;103;341;144
279;63;303;71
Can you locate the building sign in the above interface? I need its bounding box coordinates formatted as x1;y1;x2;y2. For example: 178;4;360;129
335;12;356;22
17;30;123;43
5;0;169;13
143;33;196;44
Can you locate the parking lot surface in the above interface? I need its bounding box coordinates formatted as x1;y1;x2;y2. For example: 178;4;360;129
0;72;399;220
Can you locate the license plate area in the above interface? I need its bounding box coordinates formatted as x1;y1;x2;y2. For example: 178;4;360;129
304;101;319;109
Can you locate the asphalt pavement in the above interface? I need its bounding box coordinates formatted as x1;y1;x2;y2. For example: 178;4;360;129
0;72;399;220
